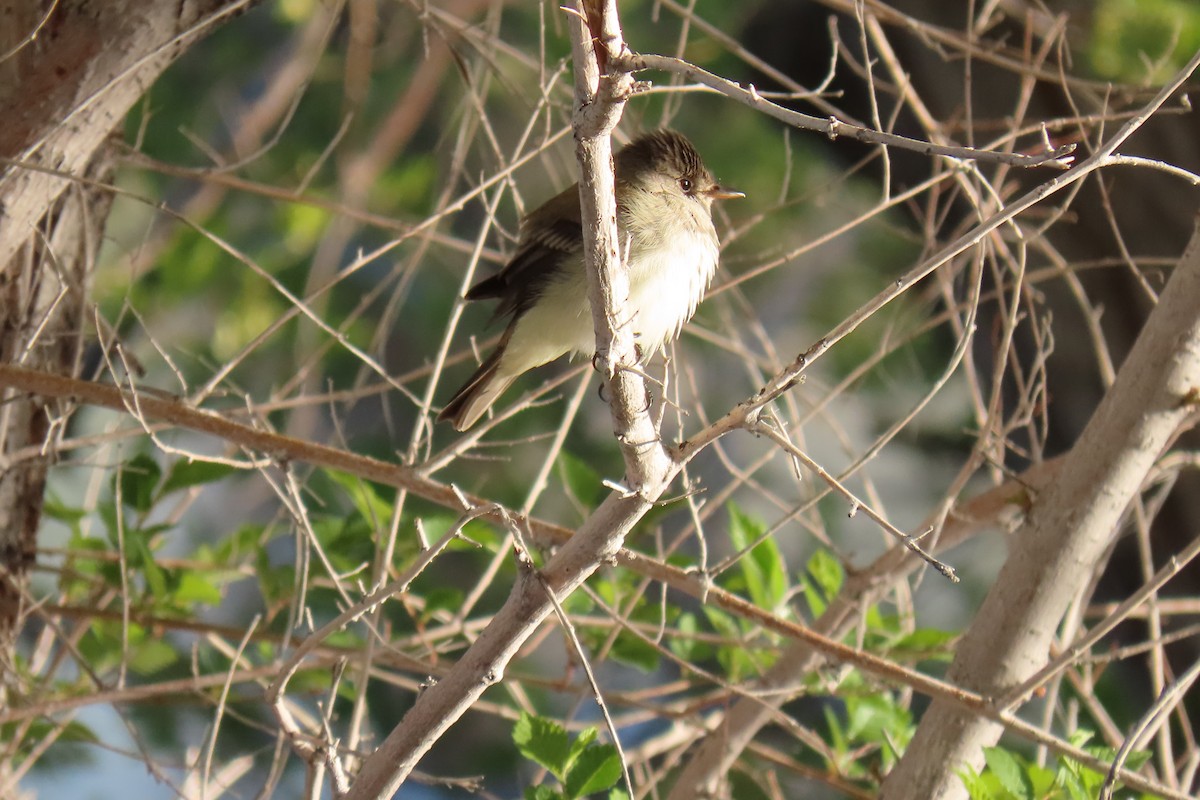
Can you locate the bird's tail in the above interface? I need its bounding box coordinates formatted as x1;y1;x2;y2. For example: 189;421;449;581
437;347;516;431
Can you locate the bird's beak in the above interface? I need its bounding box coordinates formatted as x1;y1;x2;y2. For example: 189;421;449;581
706;185;745;201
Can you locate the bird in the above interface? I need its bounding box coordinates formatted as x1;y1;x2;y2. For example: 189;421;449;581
437;129;742;431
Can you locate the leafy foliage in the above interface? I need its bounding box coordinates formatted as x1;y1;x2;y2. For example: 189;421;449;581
960;734;1155;800
12;1;1197;799
513;713;626;800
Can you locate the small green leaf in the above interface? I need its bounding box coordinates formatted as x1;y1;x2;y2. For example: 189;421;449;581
326;470;394;528
727;770;772;800
1120;748;1153;771
255;550;294;607
172;571;224;606
884;628;957;662
422;587;464;619
566;727;598;774
132;535;168;599
420;513;498;551
161;460;238;494
1025;762;1058;798
806;549;844;603
957;765;989;799
15;718;98;770
117;453;162;512
15;717;99;749
213;524;264;563
749;537;786;610
561;591;595;615
668;612;710;662
702;607;759;681
43;496;86;525
844;694;912;747
559;451;604;511
609;631;660;672
563;744;621;798
525;786;563;800
823;705;848;757
1056;761;1089;800
129;635;179;675
1067;729;1095;749
513;712;571;780
984;747;1031;800
1090;0;1200;82
726;502;786;610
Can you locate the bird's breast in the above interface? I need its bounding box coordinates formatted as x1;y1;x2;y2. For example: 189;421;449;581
626;230;719;351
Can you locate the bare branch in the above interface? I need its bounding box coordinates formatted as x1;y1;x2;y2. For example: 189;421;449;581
613;52;1077;169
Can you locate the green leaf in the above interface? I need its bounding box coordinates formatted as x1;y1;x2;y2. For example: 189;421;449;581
561;590;595;616
563;743;621;798
702;607;754;681
117;453;162;512
886;628;957;660
131;534;168;599
844;694;911;743
668;612;710;663
1067;729;1095;749
958;765;990;799
726;502;759;551
128;633;179;675
1056;760;1089;800
525;787;563;800
327;469;393;528
161;460;238;494
43;495;86;526
280;200;331;252
513;712;571;781
1025;762;1058;798
213;523;264;563
558;451;604;512
54;718;101;744
983;747;1031;800
823;704;849;757
609;631;660;672
13;717;99;750
172;570;224;606
746;521;786;609
255;549;294;607
726;502;785;610
422;587;464;619
727;770;772;800
420;512;498;551
286;665;341;695
14;718;98;770
565;726;598;774
729;503;768;609
1090;0;1200;82
1120;748;1153;771
804;547;847;619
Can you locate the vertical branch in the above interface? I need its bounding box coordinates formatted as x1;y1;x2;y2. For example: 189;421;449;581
568;0;674;483
340;5;696;797
880;216;1200;799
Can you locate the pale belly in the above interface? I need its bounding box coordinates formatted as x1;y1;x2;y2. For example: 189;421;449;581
499;235;718;378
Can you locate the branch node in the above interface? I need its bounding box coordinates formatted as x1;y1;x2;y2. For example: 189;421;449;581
826;116;841;140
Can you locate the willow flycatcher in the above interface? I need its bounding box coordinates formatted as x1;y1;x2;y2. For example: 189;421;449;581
438;130;742;431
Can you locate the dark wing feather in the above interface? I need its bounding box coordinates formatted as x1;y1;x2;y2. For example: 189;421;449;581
463;184;583;322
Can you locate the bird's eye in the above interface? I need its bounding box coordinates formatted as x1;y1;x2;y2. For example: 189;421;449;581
679;178;692;193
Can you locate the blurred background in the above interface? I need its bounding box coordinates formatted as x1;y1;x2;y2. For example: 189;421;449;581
11;0;1200;797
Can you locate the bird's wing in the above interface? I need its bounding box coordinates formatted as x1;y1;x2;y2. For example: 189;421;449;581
464;185;583;321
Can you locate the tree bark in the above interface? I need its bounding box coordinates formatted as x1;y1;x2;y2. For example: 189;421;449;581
880;216;1200;798
0;0;258;689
